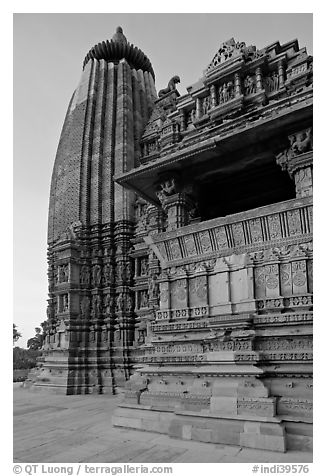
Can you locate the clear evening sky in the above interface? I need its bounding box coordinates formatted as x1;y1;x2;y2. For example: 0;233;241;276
13;13;313;347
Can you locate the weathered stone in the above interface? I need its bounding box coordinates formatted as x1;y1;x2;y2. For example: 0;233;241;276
37;29;313;454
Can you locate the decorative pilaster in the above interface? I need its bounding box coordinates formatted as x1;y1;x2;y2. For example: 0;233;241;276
278;60;285;88
210;84;217;107
234;72;242;97
156;175;197;231
255;67;263;91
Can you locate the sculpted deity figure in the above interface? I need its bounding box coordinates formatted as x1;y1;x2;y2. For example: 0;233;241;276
202;96;211;115
63;294;69;312
140;258;148;276
80;297;90;318
244;75;256;95
93;295;101;316
92;265;102;287
149;275;159;300
63;264;69;282
140;290;149;308
116;293;124;312
80;266;90;286
125;294;133;312
103;263;114;285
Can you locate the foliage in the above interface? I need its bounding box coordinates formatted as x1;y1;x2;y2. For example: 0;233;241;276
13;324;21;345
13;346;41;370
27;327;44;350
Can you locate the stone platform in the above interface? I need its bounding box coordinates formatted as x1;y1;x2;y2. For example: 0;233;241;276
13;384;312;463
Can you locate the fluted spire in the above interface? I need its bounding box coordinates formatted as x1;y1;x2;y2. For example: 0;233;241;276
82;27;155;79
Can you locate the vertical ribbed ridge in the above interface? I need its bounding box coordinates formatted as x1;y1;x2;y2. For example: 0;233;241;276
131;69;143;167
144;71;154;117
90;60;108;225
79;60;99;226
114;60;135;221
137;70;149;125
102;63;117;224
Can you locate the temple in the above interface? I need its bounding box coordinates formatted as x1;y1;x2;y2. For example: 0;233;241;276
31;29;313;452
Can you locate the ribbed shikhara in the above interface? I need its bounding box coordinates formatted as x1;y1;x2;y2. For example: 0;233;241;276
44;44;156;394
48;58;156;241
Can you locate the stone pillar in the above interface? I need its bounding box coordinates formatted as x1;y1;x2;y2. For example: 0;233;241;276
180;109;186;132
162;193;193;231
210;84;217;107
156;175;196;231
278;60;285;88
195;97;202;120
255;67;263;91
234;72;242;97
276;127;313;198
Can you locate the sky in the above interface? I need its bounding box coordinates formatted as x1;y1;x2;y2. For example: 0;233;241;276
13;12;313;348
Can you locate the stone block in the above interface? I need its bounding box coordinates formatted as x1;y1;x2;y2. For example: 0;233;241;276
211;429;240;446
191;427;212;443
240;432;286;452
210;396;237;414
141;418;170;433
111;414;142;430
182;424;192;440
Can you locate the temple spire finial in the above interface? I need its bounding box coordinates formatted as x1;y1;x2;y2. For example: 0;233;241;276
112;26;127;45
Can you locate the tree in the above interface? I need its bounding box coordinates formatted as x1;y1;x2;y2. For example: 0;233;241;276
13;324;21;345
27;327;44;351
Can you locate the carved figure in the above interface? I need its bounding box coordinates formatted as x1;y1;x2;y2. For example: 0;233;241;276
219;81;234;104
140;258;148;276
80;266;90;286
289;128;312;156
140;290;149;308
116;293;124;312
80;297;90;318
158;76;181;97
125;294;133;312
149;275;159;300
92;265;102;287
244;75;256;95
202;96;211;115
156;177;177;203
265;71;279;92
63;294;69;312
63;264;69;282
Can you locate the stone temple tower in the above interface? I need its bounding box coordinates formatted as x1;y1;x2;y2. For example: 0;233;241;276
40;27;156;394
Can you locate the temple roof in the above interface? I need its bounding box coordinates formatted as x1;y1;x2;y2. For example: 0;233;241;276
83;26;155;79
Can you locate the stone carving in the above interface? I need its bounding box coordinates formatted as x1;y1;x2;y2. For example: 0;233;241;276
202;96;211;115
158;76;181;97
244;75;256;95
140;258;149;276
80;296;90;318
149;275;159;300
92;265;102;287
91;295;101;318
139;290;149;308
125;294;133;312
156;177;177;202
135;198;149;233
218;81;234;104
276;128;313;168
104;294;115;315
264;71;279;92
63;294;69;312
103;263;114;286
206;39;258;71
116;293;124;312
